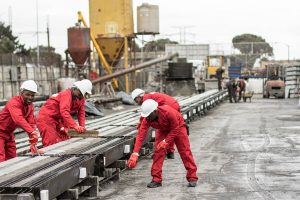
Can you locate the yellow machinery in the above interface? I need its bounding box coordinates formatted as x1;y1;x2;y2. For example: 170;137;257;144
78;0;134;92
207;55;224;79
89;0;134;64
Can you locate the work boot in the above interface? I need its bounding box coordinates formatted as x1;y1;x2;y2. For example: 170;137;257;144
166;152;175;159
187;180;197;187
147;181;162;188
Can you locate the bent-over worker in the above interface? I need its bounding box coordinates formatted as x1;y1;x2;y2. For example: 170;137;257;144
127;99;198;188
131;88;181;159
36;79;92;147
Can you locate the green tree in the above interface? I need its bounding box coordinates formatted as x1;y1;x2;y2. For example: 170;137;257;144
232;34;273;68
232;34;273;55
0;21;30;56
144;38;178;51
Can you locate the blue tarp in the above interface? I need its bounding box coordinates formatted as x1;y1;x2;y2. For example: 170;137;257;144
229;65;242;78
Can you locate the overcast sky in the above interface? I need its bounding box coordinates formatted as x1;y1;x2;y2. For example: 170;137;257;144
0;0;299;60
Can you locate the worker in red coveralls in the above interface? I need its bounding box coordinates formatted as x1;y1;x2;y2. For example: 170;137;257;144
226;78;239;103
0;80;43;162
216;66;225;91
127;99;198;188
131;88;181;159
237;78;246;101
36;79;92;147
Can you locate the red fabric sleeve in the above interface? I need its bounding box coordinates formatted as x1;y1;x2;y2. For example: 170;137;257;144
7;100;35;134
59;92;77;129
164;109;181;145
77;100;85;127
27;105;35;130
143;93;166;106
133;118;151;153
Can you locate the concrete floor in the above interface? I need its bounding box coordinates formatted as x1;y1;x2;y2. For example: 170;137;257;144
98;96;300;200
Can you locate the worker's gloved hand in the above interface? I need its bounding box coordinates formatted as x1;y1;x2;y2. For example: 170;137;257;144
136;123;141;130
60;127;70;139
30;144;44;155
74;126;86;134
157;140;168;151
127;153;139;169
28;131;38;145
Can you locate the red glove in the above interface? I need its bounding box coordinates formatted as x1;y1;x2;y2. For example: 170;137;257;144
30;144;44;155
127;153;139;169
28;131;38;145
74;126;86;134
157;140;168;151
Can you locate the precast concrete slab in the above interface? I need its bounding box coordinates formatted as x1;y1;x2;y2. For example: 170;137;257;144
97;96;300;199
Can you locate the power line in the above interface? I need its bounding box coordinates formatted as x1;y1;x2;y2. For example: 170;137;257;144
171;26;195;44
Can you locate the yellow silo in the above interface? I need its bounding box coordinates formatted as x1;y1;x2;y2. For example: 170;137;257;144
89;0;134;66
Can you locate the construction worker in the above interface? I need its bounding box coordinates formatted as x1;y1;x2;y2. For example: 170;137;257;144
127;99;198;188
226;78;239;103
36;79;92;147
237;78;246;101
131;89;180;159
216;66;225;90
0;80;43;162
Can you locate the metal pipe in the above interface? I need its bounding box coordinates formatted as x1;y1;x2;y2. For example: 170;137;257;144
124;37;129;93
92;53;179;84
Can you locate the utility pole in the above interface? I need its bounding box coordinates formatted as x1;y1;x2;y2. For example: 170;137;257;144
36;0;40;68
8;6;12;28
46;16;53;94
47;17;51;65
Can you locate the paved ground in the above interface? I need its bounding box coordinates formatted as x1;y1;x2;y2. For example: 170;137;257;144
98;96;300;200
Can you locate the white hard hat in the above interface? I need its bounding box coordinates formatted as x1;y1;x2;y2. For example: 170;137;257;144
81;79;93;94
73;79;93;95
20;80;38;93
131;88;145;100
141;99;158;117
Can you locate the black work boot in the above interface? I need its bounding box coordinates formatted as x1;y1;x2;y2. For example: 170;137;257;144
166;152;175;159
188;180;197;187
147;181;162;188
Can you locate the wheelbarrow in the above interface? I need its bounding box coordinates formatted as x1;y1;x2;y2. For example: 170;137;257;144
243;91;254;102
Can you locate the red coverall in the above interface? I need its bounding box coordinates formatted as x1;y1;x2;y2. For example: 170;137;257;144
143;92;180;112
36;89;85;147
134;105;198;183
0;96;35;162
140;92;180;153
237;79;246;101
